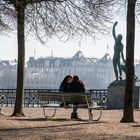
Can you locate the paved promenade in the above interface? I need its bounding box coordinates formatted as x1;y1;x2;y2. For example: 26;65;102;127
0;107;140;140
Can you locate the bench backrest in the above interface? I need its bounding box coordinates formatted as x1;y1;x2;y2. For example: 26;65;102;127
39;92;92;104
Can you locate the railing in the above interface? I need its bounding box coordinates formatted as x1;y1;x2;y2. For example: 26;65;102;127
89;89;108;100
0;89;108;107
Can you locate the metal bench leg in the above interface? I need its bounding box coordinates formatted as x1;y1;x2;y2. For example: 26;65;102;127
43;106;47;118
0;108;4;116
51;108;57;118
97;108;103;121
0;102;3;115
88;109;93;120
43;107;57;119
88;107;103;121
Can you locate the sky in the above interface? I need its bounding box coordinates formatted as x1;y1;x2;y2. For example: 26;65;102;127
0;19;140;63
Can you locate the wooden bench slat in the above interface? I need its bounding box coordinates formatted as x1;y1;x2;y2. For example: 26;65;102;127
39;92;91;102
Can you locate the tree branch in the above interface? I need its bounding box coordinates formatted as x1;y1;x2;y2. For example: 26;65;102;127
25;0;66;4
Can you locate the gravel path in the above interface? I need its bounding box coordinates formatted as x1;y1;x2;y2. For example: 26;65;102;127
0;107;140;140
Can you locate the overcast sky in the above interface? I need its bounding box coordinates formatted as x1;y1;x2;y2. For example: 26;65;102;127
0;19;140;63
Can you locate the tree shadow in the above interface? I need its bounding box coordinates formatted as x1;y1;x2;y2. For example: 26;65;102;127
133;125;140;128
0;119;106;132
0;126;140;140
0;117;139;140
14;117;104;122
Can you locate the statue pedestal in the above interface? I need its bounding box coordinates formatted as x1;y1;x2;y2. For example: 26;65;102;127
107;80;139;109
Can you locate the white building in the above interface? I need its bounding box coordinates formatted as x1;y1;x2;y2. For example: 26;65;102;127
135;62;140;85
1;52;140;89
0;51;116;89
0;60;17;88
25;51;115;89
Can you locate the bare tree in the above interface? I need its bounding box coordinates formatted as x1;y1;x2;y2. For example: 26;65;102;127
120;0;137;123
0;0;115;116
105;0;139;123
25;0;115;42
0;2;16;33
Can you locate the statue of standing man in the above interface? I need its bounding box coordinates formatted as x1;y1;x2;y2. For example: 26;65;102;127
112;21;125;81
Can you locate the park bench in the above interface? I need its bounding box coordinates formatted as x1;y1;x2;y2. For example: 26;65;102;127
38;91;105;121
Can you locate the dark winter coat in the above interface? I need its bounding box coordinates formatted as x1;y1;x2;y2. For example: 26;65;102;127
71;80;85;92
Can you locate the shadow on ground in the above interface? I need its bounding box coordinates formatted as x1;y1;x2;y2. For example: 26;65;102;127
14;117;104;122
0;125;139;140
133;125;140;128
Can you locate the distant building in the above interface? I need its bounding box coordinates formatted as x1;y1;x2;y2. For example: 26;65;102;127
25;51;115;89
0;51;117;89
135;61;140;82
0;60;17;88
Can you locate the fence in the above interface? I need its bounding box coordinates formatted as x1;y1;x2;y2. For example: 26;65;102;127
0;89;108;107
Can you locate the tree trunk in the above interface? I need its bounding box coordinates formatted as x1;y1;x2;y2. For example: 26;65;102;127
11;4;25;116
120;0;136;123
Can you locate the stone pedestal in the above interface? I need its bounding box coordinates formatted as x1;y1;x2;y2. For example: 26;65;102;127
107;80;139;109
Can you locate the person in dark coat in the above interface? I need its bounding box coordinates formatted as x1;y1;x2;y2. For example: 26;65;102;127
59;75;73;92
70;75;85;119
71;75;85;92
59;75;73;107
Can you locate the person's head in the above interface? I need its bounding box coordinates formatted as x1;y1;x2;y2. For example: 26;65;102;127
63;75;73;83
117;34;123;42
73;75;79;81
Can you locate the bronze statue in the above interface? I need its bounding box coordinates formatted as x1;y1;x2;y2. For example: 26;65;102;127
112;21;125;81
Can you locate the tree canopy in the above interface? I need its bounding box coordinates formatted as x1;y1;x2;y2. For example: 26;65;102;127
0;1;16;33
1;0;116;41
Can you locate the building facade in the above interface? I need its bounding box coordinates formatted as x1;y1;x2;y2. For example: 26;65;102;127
25;51;114;89
0;51;115;89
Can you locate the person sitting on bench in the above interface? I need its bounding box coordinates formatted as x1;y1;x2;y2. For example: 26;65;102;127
59;75;73;106
59;75;73;92
70;75;85;119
